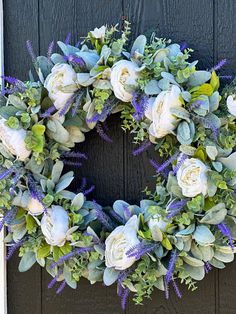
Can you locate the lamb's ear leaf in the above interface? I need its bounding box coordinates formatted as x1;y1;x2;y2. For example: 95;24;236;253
103;267;120;286
19;252;36;272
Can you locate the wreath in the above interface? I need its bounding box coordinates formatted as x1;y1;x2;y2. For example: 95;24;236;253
1;22;236;310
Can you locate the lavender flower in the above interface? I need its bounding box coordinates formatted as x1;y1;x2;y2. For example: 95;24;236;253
164;279;169;299
26;40;37;63
204;261;212;274
71;90;85;116
180;42;188;52
87;104;113;124
1;76;26;95
126;242;157;260
212;59;227;71
167;199;188;219
64;55;85;68
132;92;148;121
0;75;18;85
64;32;71;45
93;200;114;231
27;174;46;212
109;210;125;224
78;177;87;192
48;269;63;289
132;139;152;156
62;160;82;167
40;105;57;118
189;100;204;111
173;153;188;176
217;222;234;252
83;185;95;196
0;167;15;181
62;151;87;159
47;41;54;59
219;75;233;80
96;123;113;143
123;205;132;219
6;240;24;260
59;94;77;117
166;249;178;284
56;280;66;294
149;159;169;179
150;152;178;178
172;278;182;298
50;247;93;268
75;40;80;48
121;288;130;311
0;210;15;232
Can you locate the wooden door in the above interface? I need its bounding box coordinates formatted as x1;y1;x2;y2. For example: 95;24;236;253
4;0;236;313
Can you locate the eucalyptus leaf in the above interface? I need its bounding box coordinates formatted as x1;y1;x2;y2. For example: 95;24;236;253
200;203;227;225
182;255;204;267
188;71;211;87
193;225;215;245
219;152;236;171
184;264;205;280
144;80;161;95
19;252;36;272
103;267;120;286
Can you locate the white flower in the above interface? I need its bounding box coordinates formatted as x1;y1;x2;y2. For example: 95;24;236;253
226;95;236;116
90;25;106;41
0;118;31;161
44;63;77;110
148;215;168;232
145;85;182;140
41;205;69;247
27;197;44;216
110;60;139;102
105;215;140;270
177;158;209;197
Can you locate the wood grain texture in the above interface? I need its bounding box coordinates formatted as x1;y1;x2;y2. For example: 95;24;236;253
3;1;42;314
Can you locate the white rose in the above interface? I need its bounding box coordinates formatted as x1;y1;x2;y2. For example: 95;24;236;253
145;85;182;139
41;205;69;247
110;60;139;102
44;64;77;110
0;118;31;161
27;197;44;216
90;25;106;40
105;215;140;270
148;215;168;232
226;95;236;116
177;158;209;197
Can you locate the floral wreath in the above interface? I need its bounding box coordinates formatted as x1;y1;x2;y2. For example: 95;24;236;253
1;22;236;310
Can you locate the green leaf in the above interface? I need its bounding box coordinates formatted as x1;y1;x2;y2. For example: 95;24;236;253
37;243;51;258
210;71;220;91
193;225;215;245
103;267;120;286
162;236;172;250
200;203;227;225
60;242;72;255
26;214;37;233
19;252;36;272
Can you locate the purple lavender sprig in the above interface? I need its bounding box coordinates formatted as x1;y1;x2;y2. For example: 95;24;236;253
64;55;86;68
211;59;227;71
83;185;95;196
62;160;82;167
64;32;71;45
166;249;178;284
0;210;15;232
164;278;169;299
93;200;114;231
6;240;24;260
123;205;132;219
26;40;37;63
149;159;169;179
48;269;63;289
173;153;187;176
121;288;130;311
62;151;87;159
109;210;125;225
126;242;157;260
40;105;57;118
27;174;46;212
167;199;188;219
180;42;188;52
71;89;85;116
172;278;182;298
132;139;152;156
50;247;93;269
56;280;66;294
59;94;77;117
150;152;178;177
132;92;148;121
0;167;15;181
204;261;212;274
47;41;54;59
219;75;232;80
96;122;113;143
217;222;234;252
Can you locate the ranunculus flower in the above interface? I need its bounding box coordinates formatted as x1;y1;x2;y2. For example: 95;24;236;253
110;60;139;102
0;118;31;161
176;158;209;197
226;95;236;116
105;215;140;270
44;64;77;110
27;197;44;216
145;85;182;140
90;25;106;41
41;205;69;247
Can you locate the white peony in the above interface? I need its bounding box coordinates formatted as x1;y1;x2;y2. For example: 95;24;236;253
105;215;140;270
41;205;69;247
226;95;236;116
27;197;45;216
44;63;77;110
110;60;139;102
177;158;209;197
90;25;106;41
0;118;31;161
145;85;182;140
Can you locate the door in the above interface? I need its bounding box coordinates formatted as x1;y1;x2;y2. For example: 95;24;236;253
4;1;236;313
